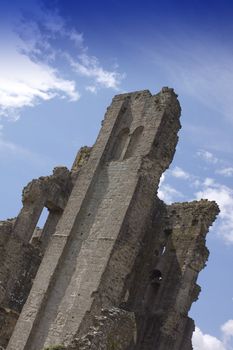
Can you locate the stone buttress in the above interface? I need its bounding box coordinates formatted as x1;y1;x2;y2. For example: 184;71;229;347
0;88;219;350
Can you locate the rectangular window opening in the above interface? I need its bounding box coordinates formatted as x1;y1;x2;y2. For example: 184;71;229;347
30;207;49;244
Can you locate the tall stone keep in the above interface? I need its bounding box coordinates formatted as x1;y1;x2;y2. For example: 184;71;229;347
2;88;219;350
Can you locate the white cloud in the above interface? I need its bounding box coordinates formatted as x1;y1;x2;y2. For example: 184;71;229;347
221;320;233;337
67;54;124;90
158;174;183;204
197;150;218;164
170;166;202;189
195;178;233;243
192;321;233;350
0;2;124;121
193;327;225;350
203;177;215;186
193;179;201;188
85;85;97;94
221;320;233;345
0;43;79;120
171;166;190;179
217;167;233;177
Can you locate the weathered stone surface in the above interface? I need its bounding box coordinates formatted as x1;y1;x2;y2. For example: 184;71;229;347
7;88;183;350
67;308;136;350
0;88;220;350
125;199;219;349
0;164;81;347
0;307;18;349
71;146;92;182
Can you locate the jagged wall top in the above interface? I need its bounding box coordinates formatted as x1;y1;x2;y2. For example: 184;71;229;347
1;88;219;350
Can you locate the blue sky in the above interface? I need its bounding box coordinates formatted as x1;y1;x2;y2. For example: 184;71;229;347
0;1;233;348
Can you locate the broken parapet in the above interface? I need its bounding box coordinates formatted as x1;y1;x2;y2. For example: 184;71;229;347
16;166;72;244
0;167;73;348
71;146;92;182
125;199;219;350
0;143;95;346
0;143;96;349
1;88;219;350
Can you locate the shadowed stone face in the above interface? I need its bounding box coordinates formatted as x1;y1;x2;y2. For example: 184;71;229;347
0;88;219;350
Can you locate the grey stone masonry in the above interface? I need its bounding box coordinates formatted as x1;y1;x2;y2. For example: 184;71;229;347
7;88;183;349
3;88;219;350
0;167;74;348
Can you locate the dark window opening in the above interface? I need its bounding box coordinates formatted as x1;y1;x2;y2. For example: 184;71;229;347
164;228;172;236
149;269;163;285
154;249;159;256
192;218;199;226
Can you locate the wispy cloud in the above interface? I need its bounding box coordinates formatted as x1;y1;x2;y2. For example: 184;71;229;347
68;54;124;90
0;1;124;121
171;166;201;189
152;35;233;123
85;85;97;94
171;166;191;179
196;149;233;179
197;150;219;164
216;167;233;177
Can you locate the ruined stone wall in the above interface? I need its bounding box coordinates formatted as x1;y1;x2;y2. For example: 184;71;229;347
0;217;42;348
0;153;91;348
0;88;219;350
124;200;219;350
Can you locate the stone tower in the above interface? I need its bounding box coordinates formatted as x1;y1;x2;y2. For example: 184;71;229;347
0;88;219;350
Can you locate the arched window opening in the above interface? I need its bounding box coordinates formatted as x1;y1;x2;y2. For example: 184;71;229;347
124;126;144;159
110;128;129;161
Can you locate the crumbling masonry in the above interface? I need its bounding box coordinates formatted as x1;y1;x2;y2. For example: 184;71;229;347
0;88;219;350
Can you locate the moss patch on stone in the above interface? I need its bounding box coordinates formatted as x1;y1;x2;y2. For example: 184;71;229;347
43;345;65;350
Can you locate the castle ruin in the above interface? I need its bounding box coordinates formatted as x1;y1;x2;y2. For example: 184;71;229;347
0;88;219;350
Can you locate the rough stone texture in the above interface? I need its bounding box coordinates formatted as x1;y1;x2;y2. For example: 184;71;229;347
0;159;89;348
0;88;219;350
0;220;41;348
0;307;18;349
67;308;136;350
126;199;219;350
71;146;92;182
